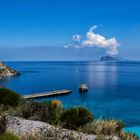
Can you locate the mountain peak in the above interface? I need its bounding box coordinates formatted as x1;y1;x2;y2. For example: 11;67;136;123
100;55;119;61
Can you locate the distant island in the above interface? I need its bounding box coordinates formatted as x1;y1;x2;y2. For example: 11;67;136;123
100;55;119;61
0;62;20;77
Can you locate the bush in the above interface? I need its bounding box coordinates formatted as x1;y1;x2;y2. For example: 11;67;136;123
61;107;93;130
41;100;63;125
0;88;21;107
82;119;124;135
82;120;139;139
119;131;139;140
0;133;19;140
21;100;63;125
0;115;7;134
21;101;44;120
52;100;62;108
0;104;5;113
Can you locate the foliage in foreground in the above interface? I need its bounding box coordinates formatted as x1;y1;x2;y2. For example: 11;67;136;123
0;88;139;139
82;120;124;135
82;120;139;140
0;133;19;140
0;115;7;134
19;100;64;125
119;131;139;140
61;107;94;130
0;87;21;107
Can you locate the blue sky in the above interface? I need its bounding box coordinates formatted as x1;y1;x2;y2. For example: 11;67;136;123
0;0;140;61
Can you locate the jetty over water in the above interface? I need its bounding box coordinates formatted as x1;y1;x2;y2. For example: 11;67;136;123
23;90;72;99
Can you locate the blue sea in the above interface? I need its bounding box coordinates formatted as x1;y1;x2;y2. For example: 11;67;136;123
0;61;140;136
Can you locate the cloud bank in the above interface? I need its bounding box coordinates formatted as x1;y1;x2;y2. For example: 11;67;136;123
65;25;119;55
82;25;118;55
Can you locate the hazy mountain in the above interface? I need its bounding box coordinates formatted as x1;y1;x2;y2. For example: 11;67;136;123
100;55;119;61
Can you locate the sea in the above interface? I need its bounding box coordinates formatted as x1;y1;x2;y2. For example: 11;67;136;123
0;61;140;136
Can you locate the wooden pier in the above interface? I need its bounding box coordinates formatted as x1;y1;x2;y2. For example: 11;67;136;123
23;89;72;99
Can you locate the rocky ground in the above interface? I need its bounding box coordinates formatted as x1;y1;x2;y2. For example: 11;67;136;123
6;116;120;140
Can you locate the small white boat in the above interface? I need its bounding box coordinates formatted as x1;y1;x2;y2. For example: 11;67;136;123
79;84;88;92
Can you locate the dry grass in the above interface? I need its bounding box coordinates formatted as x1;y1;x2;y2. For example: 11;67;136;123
119;131;139;140
82;119;124;135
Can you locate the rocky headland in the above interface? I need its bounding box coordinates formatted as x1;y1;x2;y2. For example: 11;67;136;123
0;62;20;77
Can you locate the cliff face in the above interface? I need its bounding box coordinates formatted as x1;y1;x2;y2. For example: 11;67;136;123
0;62;20;77
100;55;119;61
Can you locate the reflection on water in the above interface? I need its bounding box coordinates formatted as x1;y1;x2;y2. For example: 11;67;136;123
87;62;117;88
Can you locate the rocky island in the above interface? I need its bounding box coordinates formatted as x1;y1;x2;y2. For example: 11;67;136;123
0;62;20;77
100;55;119;61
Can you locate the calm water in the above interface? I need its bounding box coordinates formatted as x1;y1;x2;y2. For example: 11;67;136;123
0;61;140;128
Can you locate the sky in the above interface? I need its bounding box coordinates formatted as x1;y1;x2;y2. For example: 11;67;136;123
0;0;140;61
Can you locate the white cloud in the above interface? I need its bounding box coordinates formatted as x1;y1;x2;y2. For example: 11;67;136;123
72;34;81;42
64;45;69;49
65;25;119;55
82;25;119;55
89;25;98;32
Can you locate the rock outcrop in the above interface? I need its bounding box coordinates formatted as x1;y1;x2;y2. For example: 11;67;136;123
6;116;96;140
6;116;120;140
0;62;20;77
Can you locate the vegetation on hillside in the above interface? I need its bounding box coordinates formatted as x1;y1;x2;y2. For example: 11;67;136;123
0;87;139;140
0;133;19;140
0;88;21;107
61;107;93;130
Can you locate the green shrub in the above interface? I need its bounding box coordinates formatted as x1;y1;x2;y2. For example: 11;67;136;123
82;119;124;135
61;107;93;130
0;104;5;113
0;88;21;107
0;115;7;134
21;101;44;120
0;133;19;140
21;100;63;125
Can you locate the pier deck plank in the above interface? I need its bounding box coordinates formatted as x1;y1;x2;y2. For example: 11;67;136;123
23;90;72;99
